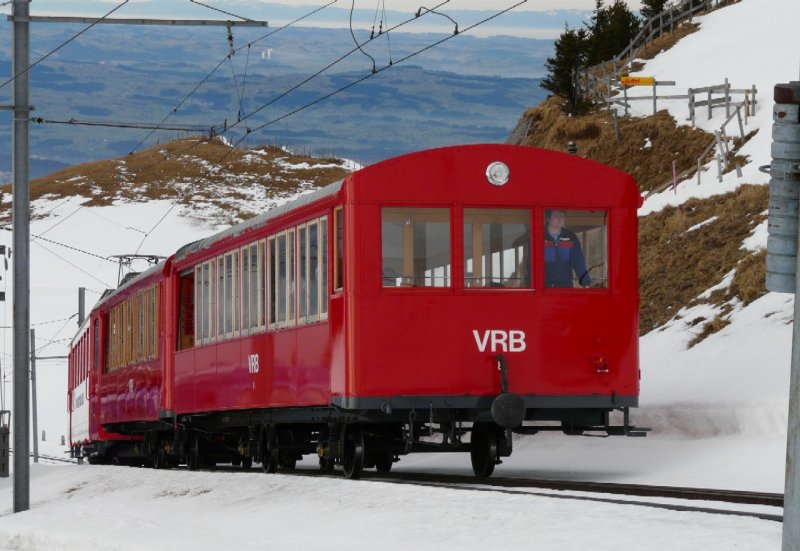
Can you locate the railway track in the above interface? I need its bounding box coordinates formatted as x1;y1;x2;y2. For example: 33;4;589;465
286;468;784;522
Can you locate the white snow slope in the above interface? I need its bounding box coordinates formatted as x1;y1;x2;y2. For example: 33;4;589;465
0;1;797;549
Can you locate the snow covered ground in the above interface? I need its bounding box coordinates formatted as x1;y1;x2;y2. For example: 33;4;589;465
0;0;797;548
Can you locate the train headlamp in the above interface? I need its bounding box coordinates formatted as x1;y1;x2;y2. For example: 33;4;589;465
485;161;509;186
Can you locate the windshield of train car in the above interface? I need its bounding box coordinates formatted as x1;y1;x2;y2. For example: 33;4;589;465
463;209;530;288
543;209;608;289
382;207;450;287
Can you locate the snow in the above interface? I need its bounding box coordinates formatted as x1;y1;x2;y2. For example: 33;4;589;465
0;0;797;548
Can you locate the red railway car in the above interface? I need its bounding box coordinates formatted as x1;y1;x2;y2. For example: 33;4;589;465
69;144;645;478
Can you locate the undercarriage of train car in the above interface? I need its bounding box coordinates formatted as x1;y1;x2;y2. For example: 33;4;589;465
87;397;646;479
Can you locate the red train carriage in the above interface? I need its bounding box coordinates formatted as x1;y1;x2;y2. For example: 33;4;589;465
69;144;645;477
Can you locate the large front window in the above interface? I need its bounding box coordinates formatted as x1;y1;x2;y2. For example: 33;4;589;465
382;207;450;287
464;209;530;288
543;209;608;288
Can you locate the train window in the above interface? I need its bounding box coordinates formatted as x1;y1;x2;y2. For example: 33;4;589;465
299;225;308;321
222;251;239;337
196;260;217;343
241;241;265;335
320;217;328;318
463;209;530;288
309;221;319;319
334;208;344;290
381;207;451;287
94;319;100;373
297;217;328;324
258;240;266;328
179;272;194;350
543;209;608;289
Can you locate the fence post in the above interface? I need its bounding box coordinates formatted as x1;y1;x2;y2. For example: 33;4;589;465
653;81;657;115
708;89;712;119
612;109;620;143
736;105;744;138
697;158;702;185
688;88;695;126
725;77;731;119
623;85;629;117
751;84;757;116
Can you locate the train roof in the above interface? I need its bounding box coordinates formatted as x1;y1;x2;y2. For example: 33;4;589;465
93;259;168;311
173;179;344;265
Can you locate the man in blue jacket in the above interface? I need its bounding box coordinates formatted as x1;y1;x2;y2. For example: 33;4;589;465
544;209;591;288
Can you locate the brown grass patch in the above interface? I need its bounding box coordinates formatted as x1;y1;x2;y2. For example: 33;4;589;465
0;137;351;225
639;184;768;336
517;98;715;194
636;23;700;61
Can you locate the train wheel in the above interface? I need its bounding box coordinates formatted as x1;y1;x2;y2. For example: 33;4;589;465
341;424;365;480
152;445;168;470
470;423;498;478
187;435;202;471
374;452;393;474
261;428;279;474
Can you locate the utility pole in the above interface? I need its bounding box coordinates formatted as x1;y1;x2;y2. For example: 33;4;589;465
2;7;269;514
29;329;36;464
11;0;31;514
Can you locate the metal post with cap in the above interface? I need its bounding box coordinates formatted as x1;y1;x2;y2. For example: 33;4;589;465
767;81;800;551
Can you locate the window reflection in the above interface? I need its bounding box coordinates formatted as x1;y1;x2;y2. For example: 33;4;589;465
382;207;451;287
463;208;530;288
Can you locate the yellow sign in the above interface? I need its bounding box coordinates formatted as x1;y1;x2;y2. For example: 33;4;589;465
620;76;655;86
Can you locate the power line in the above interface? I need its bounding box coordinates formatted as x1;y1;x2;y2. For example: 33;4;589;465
243;1;527;138
132;1;525;251
0;0;131;91
30;240;114;288
126;0;341;157
188;0;253;22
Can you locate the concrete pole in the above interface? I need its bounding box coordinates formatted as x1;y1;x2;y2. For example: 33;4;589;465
777;81;800;551
11;0;31;513
29;329;36;464
78;287;85;326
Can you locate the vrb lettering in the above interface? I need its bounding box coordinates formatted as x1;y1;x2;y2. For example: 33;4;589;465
472;329;526;353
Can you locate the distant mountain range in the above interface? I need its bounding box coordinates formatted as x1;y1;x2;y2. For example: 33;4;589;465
0;20;554;180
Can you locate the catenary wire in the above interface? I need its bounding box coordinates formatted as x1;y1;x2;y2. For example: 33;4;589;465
132;0;452;252
132;1;523;252
0;0;131;91
188;0;253;22
31;239;114;288
350;0;376;73
127;1;341;157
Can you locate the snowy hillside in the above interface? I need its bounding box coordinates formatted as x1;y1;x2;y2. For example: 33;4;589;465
0;1;797;548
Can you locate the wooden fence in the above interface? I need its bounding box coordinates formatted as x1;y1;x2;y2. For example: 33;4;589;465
604;78;757;127
580;0;731;98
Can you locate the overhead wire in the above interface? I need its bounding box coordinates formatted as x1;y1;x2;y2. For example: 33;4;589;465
242;1;526;137
31;239;114;288
124;0;341;161
0;0;131;91
132;1;525;251
130;0;452;252
350;0;376;73
188;0;253;22
34;313;78;354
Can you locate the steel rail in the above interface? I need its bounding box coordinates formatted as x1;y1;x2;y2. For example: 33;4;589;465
280;468;783;522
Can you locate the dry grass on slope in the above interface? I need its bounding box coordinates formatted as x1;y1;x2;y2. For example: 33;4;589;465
638;184;767;341
0;137;351;225
516;97;719;194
